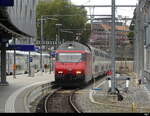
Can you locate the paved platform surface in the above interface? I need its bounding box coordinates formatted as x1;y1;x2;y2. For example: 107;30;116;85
0;72;54;113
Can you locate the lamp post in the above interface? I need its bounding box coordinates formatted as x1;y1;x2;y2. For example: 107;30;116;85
111;0;117;94
38;16;57;73
56;24;62;48
13;37;16;79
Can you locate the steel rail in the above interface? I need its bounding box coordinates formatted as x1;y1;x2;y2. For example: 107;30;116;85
44;88;82;113
44;88;61;113
69;89;82;113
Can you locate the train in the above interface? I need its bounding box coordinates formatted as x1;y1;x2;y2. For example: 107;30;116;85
54;41;112;87
1;50;50;75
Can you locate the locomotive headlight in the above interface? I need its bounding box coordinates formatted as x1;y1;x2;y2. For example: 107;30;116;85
76;71;82;74
58;71;63;74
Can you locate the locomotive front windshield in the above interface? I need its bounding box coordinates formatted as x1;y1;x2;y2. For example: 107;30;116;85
57;53;82;62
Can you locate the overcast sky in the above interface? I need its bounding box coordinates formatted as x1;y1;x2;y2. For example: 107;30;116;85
71;0;138;19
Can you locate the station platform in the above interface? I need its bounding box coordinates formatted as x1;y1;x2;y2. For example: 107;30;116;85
75;73;150;113
0;72;54;113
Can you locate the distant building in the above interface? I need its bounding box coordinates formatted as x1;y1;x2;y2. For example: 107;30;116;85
89;22;130;59
89;23;129;48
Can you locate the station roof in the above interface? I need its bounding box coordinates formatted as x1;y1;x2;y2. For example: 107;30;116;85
0;7;32;39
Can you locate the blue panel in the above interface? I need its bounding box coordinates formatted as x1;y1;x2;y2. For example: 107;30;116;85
35;47;40;52
29;57;32;62
0;0;14;6
51;51;56;57
92;88;102;91
9;44;35;51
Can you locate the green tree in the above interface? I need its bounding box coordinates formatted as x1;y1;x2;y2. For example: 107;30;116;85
80;23;91;43
36;0;89;43
127;31;134;44
127;15;135;45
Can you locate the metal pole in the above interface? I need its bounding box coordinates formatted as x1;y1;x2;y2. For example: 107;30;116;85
7;51;10;75
40;16;44;73
139;2;144;83
57;26;59;48
111;0;116;93
56;24;62;48
135;3;141;78
38;16;57;72
56;33;58;49
13;38;16;79
58;26;61;46
28;51;31;76
133;6;137;73
0;42;8;85
90;7;95;34
28;38;31;76
26;55;28;74
49;49;51;74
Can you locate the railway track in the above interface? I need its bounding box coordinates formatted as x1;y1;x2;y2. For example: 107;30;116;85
36;88;82;113
35;75;107;113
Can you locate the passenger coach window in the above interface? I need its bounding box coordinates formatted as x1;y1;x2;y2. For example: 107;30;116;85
58;53;82;62
82;54;86;60
56;53;59;61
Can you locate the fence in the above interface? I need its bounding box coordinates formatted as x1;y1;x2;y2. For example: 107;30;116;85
24;82;52;112
144;70;150;82
116;61;134;73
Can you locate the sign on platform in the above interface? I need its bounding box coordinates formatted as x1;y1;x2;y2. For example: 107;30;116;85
29;57;32;62
9;44;35;51
51;51;56;57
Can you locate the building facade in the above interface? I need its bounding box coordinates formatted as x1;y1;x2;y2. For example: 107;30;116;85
89;22;131;60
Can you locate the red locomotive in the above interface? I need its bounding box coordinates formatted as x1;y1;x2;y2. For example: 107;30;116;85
54;41;111;87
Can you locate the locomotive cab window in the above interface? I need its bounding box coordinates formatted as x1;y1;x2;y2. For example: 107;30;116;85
57;53;82;62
